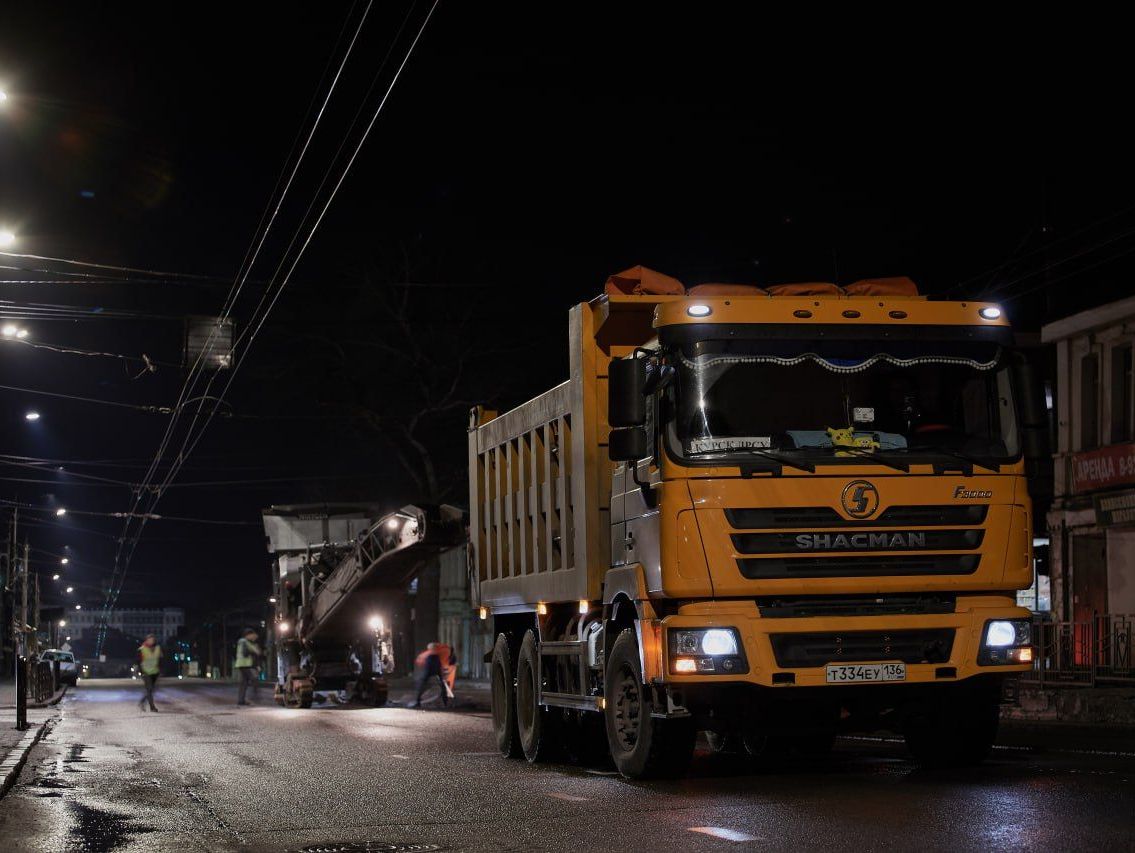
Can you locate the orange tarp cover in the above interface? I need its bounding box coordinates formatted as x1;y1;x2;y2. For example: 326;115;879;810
765;282;843;297
843;276;920;296
604;265;686;296
687;283;769;296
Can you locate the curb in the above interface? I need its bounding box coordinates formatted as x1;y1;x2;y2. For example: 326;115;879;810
0;718;52;799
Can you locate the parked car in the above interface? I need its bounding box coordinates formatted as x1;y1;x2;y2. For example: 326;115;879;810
40;649;79;686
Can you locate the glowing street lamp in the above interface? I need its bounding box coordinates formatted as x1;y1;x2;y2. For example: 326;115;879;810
368;615;384;632
52;573;60;581
55;508;67;517
24;411;39;421
61;557;69;565
66;586;73;593
74;604;81;610
58;619;66;628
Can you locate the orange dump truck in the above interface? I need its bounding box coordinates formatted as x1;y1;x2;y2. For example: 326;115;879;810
468;267;1040;778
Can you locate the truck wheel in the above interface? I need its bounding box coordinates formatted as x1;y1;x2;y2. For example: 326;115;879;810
604;629;696;779
517;630;559;762
491;633;523;759
904;695;1000;768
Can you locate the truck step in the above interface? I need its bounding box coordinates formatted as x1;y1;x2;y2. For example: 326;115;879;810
540;640;586;657
541;691;602;712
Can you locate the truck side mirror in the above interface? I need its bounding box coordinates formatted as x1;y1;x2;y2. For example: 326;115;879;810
609;426;647;461
609;358;647;427
1013;359;1051;460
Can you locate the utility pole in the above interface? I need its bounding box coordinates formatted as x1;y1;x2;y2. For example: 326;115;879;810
18;540;29;659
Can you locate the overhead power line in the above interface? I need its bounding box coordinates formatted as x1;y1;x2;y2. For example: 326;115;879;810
94;0;385;652
0;249;241;283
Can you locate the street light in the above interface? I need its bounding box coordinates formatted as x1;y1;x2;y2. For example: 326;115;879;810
368;615;384;632
52;573;60;580
61;558;69;565
66;586;73;593
24;411;39;421
55;508;67;517
58;619;66;627
74;604;81;610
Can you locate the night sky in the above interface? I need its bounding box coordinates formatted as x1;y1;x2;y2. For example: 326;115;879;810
1;7;1132;625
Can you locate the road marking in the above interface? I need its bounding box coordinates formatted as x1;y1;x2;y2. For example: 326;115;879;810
460;751;502;756
390;754;410;760
546;792;589;802
585;769;620;776
690;827;762;842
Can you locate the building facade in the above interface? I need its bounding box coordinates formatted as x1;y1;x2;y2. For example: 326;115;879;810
66;607;185;644
1042;294;1135;622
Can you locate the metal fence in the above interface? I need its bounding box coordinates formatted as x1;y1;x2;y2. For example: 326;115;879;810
30;659;55;703
1024;614;1135;686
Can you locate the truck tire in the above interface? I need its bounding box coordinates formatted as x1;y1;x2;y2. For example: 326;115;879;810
904;694;1000;768
604;629;696;779
491;633;523;759
517;630;560;762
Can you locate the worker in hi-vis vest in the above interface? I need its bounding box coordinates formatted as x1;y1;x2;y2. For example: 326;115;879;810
137;634;162;711
235;628;262;706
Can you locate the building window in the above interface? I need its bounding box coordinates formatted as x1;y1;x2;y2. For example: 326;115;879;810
1080;352;1100;450
1112;344;1134;444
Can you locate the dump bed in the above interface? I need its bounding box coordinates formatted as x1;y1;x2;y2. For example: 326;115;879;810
468;296;662;610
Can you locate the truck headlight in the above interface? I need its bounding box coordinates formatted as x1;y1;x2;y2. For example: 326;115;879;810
701;629;738;656
669;628;747;675
985;620;1031;648
979;618;1032;665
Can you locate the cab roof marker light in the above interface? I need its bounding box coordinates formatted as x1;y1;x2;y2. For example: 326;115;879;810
979;306;1003;320
687;304;712;317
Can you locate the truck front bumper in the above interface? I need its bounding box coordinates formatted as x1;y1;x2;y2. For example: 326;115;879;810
648;596;1032;689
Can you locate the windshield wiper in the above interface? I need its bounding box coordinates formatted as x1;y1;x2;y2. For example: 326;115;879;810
687;448;815;474
744;449;815;474
902;446;1001;473
792;445;909;473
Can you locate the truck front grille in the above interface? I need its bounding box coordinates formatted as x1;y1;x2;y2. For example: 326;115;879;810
770;628;955;667
732;529;984;554
737;554;980;579
725;505;988;529
757;593;957;619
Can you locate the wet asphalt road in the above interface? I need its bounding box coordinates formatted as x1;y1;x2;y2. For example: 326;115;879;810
1;679;1133;852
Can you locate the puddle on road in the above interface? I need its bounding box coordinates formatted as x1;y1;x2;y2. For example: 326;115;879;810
67;801;154;852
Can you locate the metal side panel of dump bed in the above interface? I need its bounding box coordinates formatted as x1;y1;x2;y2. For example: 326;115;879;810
304;504;465;644
468;296;661;611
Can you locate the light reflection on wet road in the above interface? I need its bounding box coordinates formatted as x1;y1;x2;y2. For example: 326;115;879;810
0;679;1132;851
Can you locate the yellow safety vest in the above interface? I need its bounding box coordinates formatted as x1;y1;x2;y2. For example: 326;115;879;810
139;644;161;676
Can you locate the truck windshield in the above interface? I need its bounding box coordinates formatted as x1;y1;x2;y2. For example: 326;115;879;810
665;338;1019;466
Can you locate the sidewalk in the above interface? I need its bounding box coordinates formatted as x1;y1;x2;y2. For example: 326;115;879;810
1005;682;1135;727
0;681;59;798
